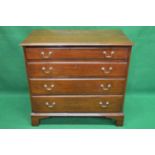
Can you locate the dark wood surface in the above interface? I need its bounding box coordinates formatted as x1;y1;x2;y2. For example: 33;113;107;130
27;62;128;78
31;95;123;113
31;113;124;126
21;30;133;46
29;78;126;95
22;30;133;126
25;47;130;60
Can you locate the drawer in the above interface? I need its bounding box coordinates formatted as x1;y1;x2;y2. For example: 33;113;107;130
27;62;128;78
29;79;126;95
31;95;124;113
25;47;130;60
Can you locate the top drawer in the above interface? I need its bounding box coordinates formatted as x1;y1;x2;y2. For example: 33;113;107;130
25;47;130;60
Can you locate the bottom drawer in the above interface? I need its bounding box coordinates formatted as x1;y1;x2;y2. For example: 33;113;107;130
31;95;124;113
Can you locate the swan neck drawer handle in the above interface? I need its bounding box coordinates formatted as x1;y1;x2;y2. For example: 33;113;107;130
102;51;115;58
43;84;55;91
99;101;109;108
101;66;113;74
41;51;53;59
45;102;56;108
100;84;111;91
42;66;53;74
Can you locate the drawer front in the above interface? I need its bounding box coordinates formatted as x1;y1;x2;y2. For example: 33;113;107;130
27;62;128;78
31;95;124;113
25;48;130;60
29;79;126;95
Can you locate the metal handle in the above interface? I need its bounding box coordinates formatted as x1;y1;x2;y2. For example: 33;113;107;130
45;101;56;108
42;66;53;74
101;66;113;74
100;84;111;90
41;51;53;59
99;101;109;108
43;84;55;91
102;51;115;58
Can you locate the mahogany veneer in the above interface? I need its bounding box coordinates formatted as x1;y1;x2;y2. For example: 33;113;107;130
21;30;133;126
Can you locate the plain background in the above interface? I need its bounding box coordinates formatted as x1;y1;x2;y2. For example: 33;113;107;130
0;26;155;128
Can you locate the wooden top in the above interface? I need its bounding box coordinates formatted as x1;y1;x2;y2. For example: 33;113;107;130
21;30;133;46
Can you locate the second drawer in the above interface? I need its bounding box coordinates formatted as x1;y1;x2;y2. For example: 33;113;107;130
27;62;128;78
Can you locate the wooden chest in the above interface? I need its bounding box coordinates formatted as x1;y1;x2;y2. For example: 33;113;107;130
21;30;133;126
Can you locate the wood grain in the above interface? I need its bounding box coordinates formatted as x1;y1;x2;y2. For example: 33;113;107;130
31;95;123;113
21;30;133;46
29;78;126;95
21;30;133;126
27;62;128;78
25;47;130;60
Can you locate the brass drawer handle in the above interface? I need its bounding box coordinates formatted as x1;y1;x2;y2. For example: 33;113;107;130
45;101;56;108
99;101;109;108
100;84;111;90
102;51;115;58
41;51;53;59
43;84;55;91
42;66;53;74
101;66;113;74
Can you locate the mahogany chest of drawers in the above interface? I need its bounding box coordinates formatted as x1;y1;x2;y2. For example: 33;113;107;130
21;30;133;126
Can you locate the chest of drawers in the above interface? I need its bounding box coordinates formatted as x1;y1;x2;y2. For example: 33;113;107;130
21;30;133;126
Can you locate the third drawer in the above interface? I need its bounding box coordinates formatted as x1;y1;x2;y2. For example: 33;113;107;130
29;78;126;95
